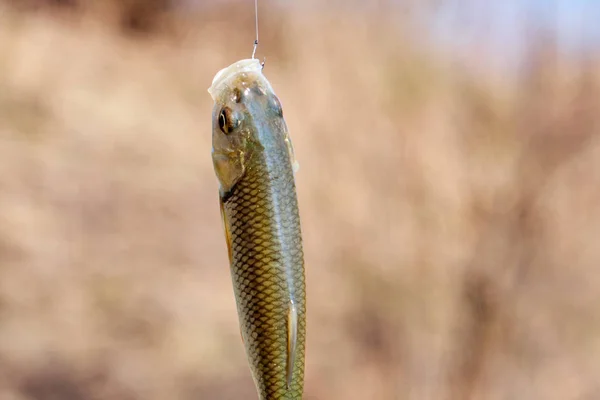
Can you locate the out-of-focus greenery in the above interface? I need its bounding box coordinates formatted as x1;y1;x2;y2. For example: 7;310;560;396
0;1;599;399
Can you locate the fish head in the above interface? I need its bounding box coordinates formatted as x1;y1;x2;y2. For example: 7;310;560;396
208;58;294;196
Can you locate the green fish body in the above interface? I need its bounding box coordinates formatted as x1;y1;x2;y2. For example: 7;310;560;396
208;59;306;400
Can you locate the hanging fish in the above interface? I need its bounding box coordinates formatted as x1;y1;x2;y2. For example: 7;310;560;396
208;58;306;400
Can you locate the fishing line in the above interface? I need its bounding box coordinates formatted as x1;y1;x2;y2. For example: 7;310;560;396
252;0;259;59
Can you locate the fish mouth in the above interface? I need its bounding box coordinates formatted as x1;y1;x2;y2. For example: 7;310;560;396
208;58;263;100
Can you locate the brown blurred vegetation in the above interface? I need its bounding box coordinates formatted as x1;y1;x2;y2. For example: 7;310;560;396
0;1;599;399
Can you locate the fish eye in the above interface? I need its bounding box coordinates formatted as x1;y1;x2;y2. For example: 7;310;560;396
218;112;226;131
218;107;240;134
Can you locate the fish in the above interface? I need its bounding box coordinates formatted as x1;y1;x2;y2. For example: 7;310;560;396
208;58;306;400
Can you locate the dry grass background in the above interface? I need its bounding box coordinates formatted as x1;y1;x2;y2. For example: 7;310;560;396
0;1;599;399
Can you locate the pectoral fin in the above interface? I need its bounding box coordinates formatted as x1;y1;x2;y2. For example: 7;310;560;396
212;150;245;194
219;199;233;265
286;300;298;389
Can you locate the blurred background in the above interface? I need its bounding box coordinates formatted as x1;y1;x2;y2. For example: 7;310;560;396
0;1;599;399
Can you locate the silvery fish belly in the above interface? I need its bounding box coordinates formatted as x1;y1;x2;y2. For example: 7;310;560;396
208;59;306;400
